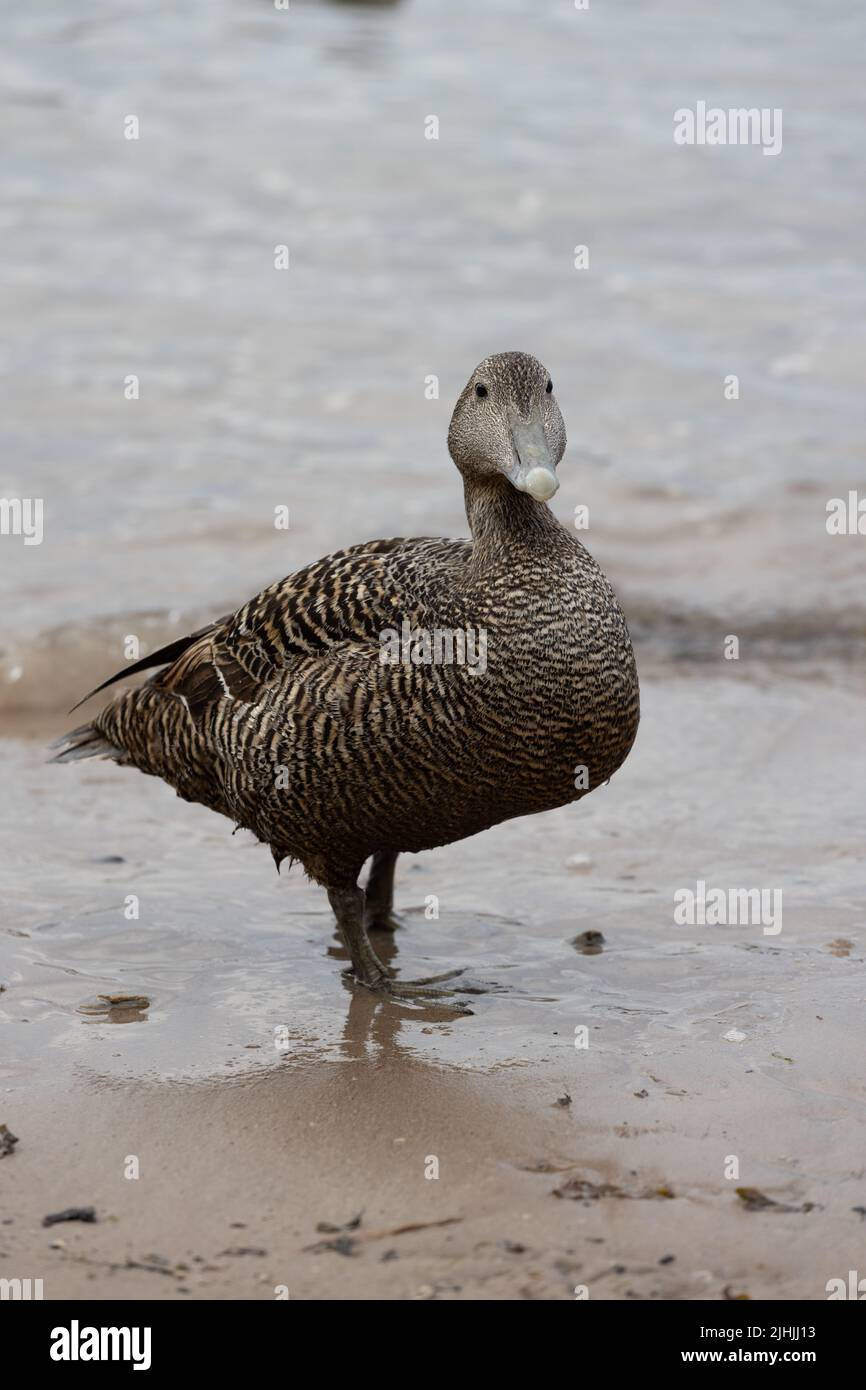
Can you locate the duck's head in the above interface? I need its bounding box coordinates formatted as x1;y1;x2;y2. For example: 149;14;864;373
447;351;566;502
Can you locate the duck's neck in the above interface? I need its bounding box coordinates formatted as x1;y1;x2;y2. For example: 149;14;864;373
464;474;562;570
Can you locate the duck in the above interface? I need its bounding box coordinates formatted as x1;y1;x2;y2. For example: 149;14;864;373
54;352;640;1004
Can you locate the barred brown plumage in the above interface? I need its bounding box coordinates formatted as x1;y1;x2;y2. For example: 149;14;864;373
53;352;639;1007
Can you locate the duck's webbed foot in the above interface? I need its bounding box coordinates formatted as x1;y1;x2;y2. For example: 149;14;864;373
363;850;406;931
379;968;469;1000
372;969;479;1010
328;884;478;1010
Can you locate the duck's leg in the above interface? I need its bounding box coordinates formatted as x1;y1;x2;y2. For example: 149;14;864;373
363;850;406;931
328;884;469;1005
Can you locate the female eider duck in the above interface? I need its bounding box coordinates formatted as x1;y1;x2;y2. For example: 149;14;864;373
55;352;639;1003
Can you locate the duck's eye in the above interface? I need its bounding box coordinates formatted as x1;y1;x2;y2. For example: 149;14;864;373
475;383;488;399
545;379;553;394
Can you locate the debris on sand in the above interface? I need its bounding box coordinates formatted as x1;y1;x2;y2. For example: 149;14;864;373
306;1211;363;1256
43;1206;97;1227
308;1234;359;1257
736;1187;815;1214
121;1257;178;1278
571;930;604;955
378;1216;463;1238
827;938;854;957
78;994;150;1016
0;1124;19;1158
554;1177;624;1200
736;1187;776;1211
553;1176;675;1202
315;1211;363;1235
304;1213;463;1256
518;1158;577;1174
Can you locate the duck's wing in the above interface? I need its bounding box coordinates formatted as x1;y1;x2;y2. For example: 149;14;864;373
86;536;471;719
67;617;233;713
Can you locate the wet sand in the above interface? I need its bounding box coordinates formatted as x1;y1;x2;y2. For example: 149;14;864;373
3;667;865;1300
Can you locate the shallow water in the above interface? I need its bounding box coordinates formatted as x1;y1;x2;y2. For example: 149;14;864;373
1;0;865;722
3;674;863;1088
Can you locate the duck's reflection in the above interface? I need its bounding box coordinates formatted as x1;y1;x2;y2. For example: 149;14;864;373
328;921;473;1060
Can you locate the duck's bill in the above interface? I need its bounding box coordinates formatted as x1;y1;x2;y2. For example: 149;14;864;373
508;418;559;501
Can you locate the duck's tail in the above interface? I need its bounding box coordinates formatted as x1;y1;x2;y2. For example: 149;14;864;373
50;723;129;764
52;683;233;824
51;616;242;825
52;617;225;774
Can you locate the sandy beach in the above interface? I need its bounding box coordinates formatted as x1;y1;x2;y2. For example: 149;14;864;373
3;665;865;1299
